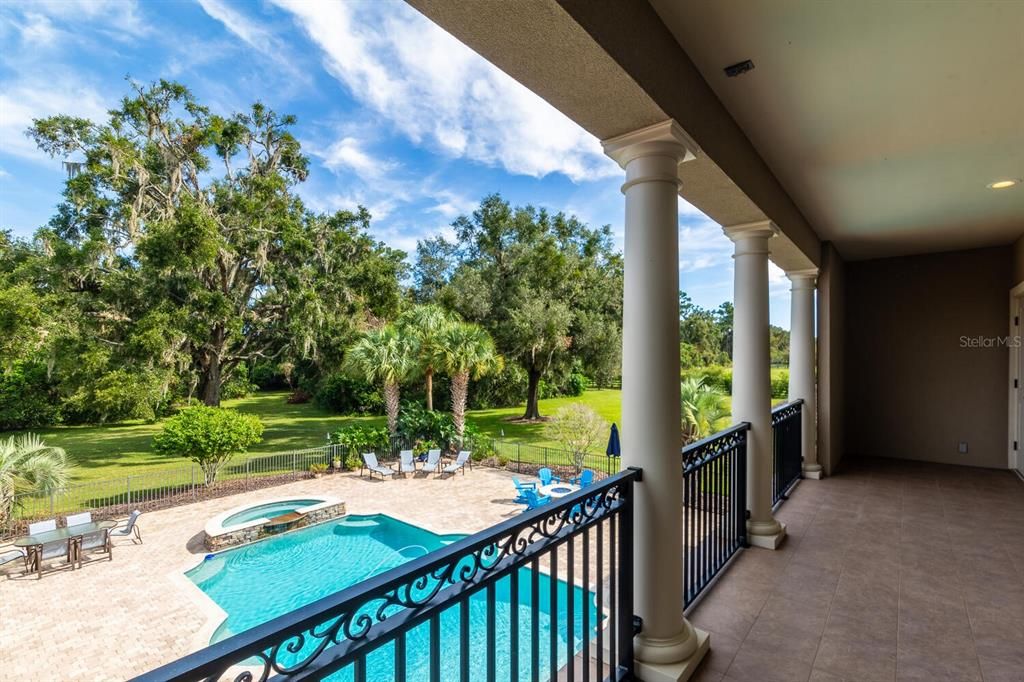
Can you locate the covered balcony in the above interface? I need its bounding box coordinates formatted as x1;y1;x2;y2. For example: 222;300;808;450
135;1;1024;681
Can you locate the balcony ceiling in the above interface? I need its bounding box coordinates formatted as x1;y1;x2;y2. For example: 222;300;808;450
650;0;1024;260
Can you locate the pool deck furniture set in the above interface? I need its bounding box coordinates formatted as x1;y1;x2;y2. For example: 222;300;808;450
514;467;596;510
4;510;143;579
361;450;472;479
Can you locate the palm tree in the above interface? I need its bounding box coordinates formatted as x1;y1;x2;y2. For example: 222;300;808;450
397;305;455;411
680;376;730;444
0;434;74;528
437;322;502;442
345;325;412;436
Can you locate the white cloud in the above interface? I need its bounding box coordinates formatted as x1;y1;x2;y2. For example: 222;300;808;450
0;79;110;161
0;166;10;179
270;0;617;182
427;190;476;220
195;0;308;85
6;0;150;41
678;219;732;273
314;137;398;178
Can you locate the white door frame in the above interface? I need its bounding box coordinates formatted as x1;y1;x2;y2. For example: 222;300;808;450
1007;282;1024;472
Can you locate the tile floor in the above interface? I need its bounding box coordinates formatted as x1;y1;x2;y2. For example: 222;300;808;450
688;458;1024;682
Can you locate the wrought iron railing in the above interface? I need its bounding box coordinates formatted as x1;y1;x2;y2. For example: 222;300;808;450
132;468;641;682
681;423;749;607
771;399;804;506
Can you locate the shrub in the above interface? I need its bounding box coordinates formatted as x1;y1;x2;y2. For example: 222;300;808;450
544;404;609;474
0;362;61;430
315;373;384;415
309;462;328;475
221;374;257;400
771;369;789;400
565;372;589;397
397;402;456;446
61;368;169;424
462;424;495;459
330;425;390;454
152;405;264;486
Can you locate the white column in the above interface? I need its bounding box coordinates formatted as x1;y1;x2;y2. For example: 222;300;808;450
787;269;822;479
603;120;708;682
724;221;786;550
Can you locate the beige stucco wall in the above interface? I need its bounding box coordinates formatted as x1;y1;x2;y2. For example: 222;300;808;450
844;246;1012;469
817;242;845;475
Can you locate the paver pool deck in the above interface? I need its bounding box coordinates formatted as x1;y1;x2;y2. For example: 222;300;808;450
0;468;536;681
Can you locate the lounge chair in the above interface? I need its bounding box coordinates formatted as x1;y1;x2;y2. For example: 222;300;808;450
538;468;560;486
512;477;537;504
361;452;396;480
570;470;595;488
443;451;471;476
65;512;92;527
397;450;417;476
109;510;143;544
27;519;57;536
520;489;551;510
422;450;442;475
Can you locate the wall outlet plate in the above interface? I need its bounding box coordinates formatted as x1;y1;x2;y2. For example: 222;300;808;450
958;441;969;454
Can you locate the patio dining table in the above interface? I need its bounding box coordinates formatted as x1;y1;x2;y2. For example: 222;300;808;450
13;520;116;579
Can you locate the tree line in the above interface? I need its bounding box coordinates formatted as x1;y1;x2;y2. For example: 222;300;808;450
0;80;786;432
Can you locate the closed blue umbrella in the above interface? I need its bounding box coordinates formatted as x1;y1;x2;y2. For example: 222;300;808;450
606;423;621;457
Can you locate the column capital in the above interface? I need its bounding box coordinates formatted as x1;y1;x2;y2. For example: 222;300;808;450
722;219;778;243
723;220;776;257
602;119;700;170
786;268;819;287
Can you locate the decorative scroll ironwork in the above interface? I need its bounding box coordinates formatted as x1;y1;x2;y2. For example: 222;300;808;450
682;422;749;473
132;469;639;682
772;399;804;505
771;399;802;427
681;423;749;607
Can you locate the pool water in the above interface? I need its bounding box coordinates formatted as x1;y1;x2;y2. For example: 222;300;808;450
221;499;323;526
187;514;600;681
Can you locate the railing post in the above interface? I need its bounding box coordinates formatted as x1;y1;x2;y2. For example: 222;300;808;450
738;433;749;548
618;468;638;678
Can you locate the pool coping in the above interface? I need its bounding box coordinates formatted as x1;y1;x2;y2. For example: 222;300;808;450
204;495;342;540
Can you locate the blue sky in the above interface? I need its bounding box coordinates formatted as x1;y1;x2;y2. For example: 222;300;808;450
0;0;792;327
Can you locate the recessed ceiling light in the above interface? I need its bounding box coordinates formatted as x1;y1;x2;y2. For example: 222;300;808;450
988;179;1018;189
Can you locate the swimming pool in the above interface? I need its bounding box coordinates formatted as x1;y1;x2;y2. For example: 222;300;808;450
187;514;600;680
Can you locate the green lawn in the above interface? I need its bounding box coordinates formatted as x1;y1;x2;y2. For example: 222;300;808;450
23;390;629;484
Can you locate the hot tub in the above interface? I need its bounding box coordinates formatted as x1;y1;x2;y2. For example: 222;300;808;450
204;495;345;551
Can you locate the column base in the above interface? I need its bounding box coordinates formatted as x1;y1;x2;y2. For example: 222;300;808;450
635;628;710;682
747;521;787;550
803;464;823;479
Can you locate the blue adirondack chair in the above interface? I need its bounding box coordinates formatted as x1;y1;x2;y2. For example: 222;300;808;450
512;477;537;504
571;469;595;488
537;468;560;486
521;489;551;510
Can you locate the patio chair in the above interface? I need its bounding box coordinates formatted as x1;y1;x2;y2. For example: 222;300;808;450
27;519;56;536
512;477;537;504
79;526;112;563
65;512;92;527
398;450;417;476
0;547;26;570
422;450;442;475
520;489;551;510
537;468;560;486
361;452;396;480
570;469;595;488
109;510;143;544
443;451;471;476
